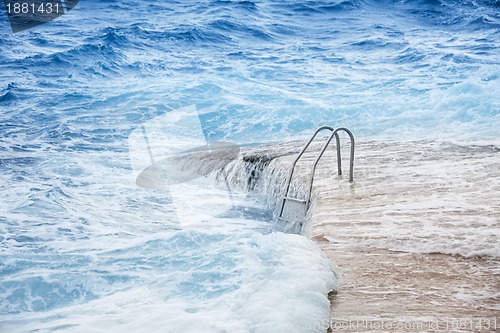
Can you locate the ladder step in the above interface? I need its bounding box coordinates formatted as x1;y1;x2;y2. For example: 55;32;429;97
283;196;306;204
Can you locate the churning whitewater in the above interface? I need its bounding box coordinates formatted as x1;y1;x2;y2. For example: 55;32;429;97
0;0;498;332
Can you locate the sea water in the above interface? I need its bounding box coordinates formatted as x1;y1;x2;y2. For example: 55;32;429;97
0;0;498;332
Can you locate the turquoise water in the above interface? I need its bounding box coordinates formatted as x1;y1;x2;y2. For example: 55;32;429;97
0;0;499;332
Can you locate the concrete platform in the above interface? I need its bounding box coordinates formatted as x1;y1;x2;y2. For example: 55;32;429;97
199;138;500;331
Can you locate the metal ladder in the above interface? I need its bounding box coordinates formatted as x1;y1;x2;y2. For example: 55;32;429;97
277;126;355;224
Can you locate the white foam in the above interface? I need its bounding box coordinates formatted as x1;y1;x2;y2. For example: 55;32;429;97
0;137;337;332
1;232;336;333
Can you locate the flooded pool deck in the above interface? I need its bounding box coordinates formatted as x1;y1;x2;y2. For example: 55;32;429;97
215;139;500;331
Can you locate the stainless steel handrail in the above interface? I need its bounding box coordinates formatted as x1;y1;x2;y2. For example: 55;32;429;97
305;127;354;209
277;126;354;223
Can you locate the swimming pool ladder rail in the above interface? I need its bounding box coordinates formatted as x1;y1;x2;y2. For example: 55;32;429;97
277;126;354;225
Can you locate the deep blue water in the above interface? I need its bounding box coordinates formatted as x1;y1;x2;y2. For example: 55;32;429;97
0;0;499;332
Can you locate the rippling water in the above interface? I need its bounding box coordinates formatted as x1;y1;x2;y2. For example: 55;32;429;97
0;0;499;332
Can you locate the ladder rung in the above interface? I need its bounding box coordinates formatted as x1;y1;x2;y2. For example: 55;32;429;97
283;197;306;204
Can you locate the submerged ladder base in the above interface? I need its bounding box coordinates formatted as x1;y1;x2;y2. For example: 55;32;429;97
282;196;306;204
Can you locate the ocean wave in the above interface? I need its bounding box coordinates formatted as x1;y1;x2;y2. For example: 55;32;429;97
4;43;125;79
349;38;407;51
0;0;498;330
394;47;428;63
0;157;40;170
93;27;134;48
396;0;500;29
0;91;17;103
275;0;361;14
209;19;274;41
211;0;258;12
0;269;100;313
0;83;19;103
